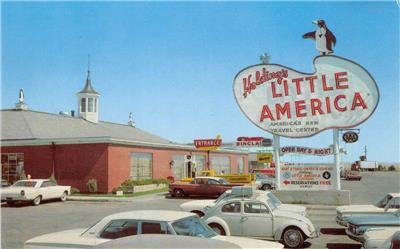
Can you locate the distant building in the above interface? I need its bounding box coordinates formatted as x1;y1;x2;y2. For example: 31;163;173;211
1;70;248;192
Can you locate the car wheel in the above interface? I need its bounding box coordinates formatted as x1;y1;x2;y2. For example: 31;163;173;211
6;201;15;206
32;196;42;206
262;184;272;190
173;188;185;198
191;210;205;217
209;223;226;236
60;191;68;202
282;227;304;248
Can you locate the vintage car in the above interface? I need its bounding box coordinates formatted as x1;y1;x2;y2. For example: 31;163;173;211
1;179;71;206
202;188;318;248
24;210;284;249
363;227;400;249
344;170;362;181
169;176;240;197
378;231;400;249
345;209;400;242
254;173;276;190
180;186;306;217
336;192;400;226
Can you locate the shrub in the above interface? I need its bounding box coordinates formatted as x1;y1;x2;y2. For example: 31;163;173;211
19;170;27;180
113;178;169;193
71;187;80;194
388;165;396;171
86;179;98;193
49;172;57;184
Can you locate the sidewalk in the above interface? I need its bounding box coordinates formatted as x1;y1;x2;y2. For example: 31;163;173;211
67;191;169;202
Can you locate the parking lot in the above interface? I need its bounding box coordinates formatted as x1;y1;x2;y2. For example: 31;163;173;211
2;171;399;249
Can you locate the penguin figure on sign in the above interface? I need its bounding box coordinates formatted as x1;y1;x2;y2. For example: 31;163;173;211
303;20;336;55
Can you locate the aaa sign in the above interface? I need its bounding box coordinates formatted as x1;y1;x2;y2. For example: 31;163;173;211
233;55;379;138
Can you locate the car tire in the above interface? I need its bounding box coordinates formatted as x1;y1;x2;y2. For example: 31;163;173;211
209;223;226;236
33;196;42;206
173;188;185;198
282;227;304;248
262;184;272;190
60;191;68;202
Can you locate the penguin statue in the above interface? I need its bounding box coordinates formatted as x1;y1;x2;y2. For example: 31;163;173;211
303;20;336;55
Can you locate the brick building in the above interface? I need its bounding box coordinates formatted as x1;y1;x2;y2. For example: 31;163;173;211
1;71;248;192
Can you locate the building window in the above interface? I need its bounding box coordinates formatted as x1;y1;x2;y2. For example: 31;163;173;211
94;98;97;112
210;156;230;174
81;98;86;112
194;155;205;172
1;153;24;184
237;157;244;174
130;153;152;180
172;155;185;180
88;98;93;112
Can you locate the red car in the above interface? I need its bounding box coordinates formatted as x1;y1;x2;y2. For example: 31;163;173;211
169;177;239;198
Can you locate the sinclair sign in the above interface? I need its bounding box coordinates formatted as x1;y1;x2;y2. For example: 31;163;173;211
233;55;379;138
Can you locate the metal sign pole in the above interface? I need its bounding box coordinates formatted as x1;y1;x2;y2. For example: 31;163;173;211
273;134;281;189
333;128;341;190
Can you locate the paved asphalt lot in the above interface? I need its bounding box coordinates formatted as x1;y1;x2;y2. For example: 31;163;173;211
2;171;399;249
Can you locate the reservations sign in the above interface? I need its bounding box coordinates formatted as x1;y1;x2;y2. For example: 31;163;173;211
280;164;336;190
233;55;379;138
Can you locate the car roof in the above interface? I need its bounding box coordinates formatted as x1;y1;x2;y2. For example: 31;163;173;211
103;210;196;222
195;176;224;181
389;193;400;198
93;234;240;249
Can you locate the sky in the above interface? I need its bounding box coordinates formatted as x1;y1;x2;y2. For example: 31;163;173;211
1;1;399;164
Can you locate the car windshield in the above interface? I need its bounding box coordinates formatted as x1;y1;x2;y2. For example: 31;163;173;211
218;178;229;185
214;191;230;203
266;192;282;208
12;181;37;187
374;195;392;208
171;216;216;238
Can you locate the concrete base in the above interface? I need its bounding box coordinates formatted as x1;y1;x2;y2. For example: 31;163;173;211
272;190;350;205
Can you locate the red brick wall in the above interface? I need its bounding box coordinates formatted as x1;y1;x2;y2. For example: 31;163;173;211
2;144;248;193
1;144;108;192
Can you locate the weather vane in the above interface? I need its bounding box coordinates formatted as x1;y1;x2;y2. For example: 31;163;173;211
260;53;270;64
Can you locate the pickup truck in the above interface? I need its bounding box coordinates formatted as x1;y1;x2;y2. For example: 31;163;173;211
169;176;241;198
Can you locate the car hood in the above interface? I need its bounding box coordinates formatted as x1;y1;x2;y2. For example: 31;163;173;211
337;205;379;213
24;228;98;246
278;204;306;215
214;235;284;249
348;213;400;226
180;200;215;211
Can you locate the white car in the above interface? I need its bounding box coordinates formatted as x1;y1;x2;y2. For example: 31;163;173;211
180;186;307;217
363;227;400;249
24;210;284;249
202;191;318;248
1;179;71;206
336;192;400;226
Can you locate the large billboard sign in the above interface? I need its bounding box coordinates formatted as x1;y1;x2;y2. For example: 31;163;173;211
233;55;379;138
280;164;336;190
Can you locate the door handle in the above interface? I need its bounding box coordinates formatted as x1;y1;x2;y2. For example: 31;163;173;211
240;217;248;222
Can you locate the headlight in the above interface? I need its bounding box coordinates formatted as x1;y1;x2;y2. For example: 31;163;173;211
20;190;25;196
355;226;367;235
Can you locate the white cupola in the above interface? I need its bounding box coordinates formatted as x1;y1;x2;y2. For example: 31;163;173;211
77;68;100;123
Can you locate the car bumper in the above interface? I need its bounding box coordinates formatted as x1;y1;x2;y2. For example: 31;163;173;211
1;196;29;202
335;216;348;227
345;229;364;243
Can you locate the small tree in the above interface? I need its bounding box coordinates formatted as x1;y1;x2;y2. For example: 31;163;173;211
86;179;98;193
19;170;27;180
49;172;57;184
388;165;396;171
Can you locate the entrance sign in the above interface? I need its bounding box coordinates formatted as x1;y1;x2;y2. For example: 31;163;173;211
194;139;222;151
257;153;273;163
280;146;333;156
280;164;336;190
233;55;379;138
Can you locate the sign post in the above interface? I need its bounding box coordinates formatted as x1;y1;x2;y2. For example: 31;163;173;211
273;134;281;189
333;128;341;190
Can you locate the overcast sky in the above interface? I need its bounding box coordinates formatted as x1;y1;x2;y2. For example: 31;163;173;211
2;1;399;164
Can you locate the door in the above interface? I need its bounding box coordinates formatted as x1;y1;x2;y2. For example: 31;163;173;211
241;201;273;238
218;201;242;235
